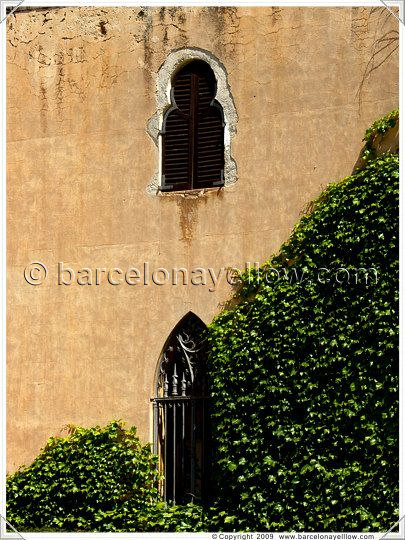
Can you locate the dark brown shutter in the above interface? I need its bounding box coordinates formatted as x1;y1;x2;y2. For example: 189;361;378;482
161;61;224;192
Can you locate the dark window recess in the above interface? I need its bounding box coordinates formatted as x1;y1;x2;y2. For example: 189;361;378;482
152;313;212;504
161;60;225;192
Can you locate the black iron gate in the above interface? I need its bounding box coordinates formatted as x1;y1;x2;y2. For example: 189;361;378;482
152;313;211;504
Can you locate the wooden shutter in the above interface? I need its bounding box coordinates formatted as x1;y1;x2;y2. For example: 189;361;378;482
161;61;224;192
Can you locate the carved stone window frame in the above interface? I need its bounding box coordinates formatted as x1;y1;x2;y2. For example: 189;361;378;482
151;312;211;504
147;47;238;195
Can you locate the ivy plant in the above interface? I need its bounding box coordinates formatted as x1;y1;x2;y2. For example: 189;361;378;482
207;133;399;531
362;108;398;160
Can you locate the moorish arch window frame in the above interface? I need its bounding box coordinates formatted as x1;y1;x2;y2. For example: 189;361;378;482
147;48;238;195
151;312;211;504
160;60;225;192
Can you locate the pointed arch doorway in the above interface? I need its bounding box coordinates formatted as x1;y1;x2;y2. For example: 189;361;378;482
152;312;211;504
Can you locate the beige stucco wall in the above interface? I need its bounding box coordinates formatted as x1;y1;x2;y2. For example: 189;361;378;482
6;6;399;472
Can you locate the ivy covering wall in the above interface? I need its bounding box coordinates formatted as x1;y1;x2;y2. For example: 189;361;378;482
6;112;399;532
207;113;399;531
6;422;207;532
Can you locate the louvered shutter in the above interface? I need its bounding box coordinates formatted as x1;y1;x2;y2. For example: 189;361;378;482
161;61;225;192
195;106;224;189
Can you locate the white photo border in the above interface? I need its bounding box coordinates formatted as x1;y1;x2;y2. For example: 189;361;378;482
0;1;403;538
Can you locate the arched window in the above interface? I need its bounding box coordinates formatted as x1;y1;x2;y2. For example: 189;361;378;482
152;313;211;504
161;60;225;192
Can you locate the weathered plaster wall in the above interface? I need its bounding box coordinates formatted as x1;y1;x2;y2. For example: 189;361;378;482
7;6;399;471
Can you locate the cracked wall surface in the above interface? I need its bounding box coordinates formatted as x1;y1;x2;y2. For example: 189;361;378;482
6;6;399;471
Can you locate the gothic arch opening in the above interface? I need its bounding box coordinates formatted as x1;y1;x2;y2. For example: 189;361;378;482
152;312;211;504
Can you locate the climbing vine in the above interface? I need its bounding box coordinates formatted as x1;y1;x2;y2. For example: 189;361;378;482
207;125;399;531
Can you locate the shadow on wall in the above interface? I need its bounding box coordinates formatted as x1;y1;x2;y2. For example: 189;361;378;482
352;121;399;173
